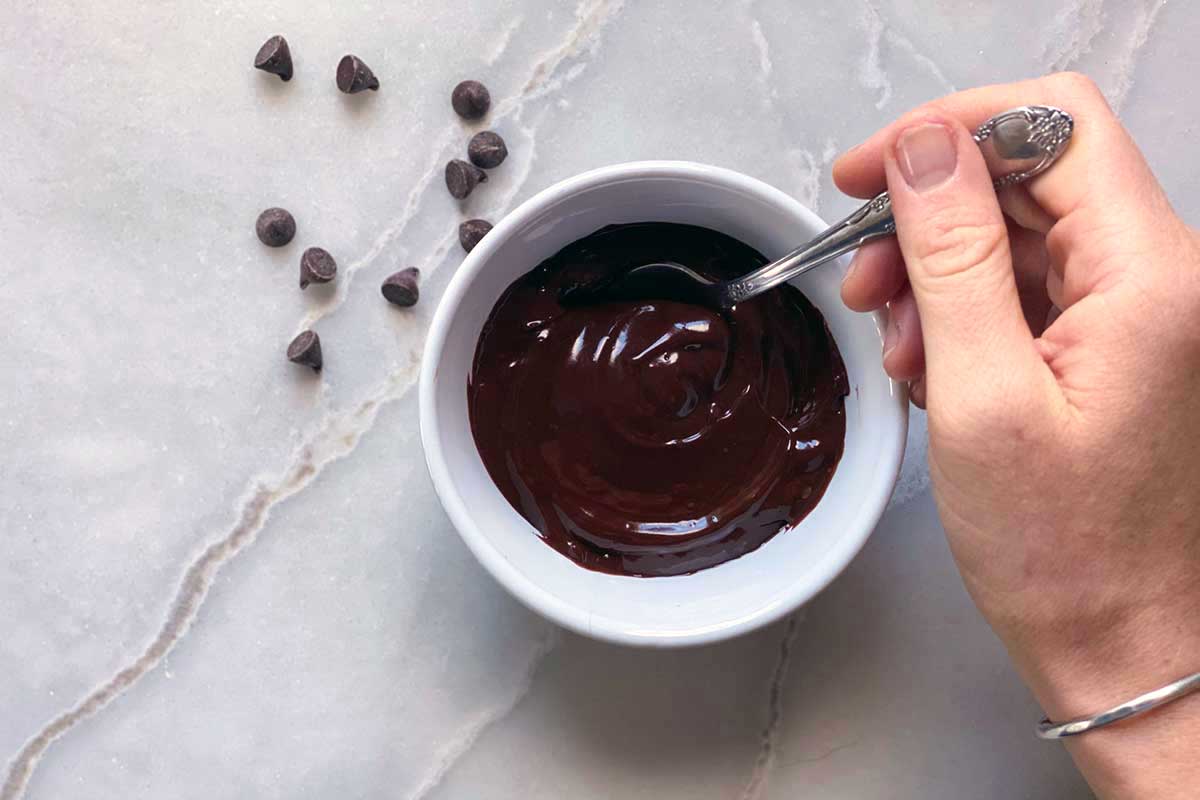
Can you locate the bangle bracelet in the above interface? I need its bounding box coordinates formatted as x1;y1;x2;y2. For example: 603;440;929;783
1036;670;1200;740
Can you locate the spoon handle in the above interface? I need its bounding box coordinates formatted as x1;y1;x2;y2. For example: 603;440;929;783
724;194;895;305
723;105;1074;306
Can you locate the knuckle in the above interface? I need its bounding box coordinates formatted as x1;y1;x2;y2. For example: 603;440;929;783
1186;229;1200;302
1047;71;1117;120
1045;213;1122;280
1049;71;1104;103
1166;229;1200;339
909;212;1009;279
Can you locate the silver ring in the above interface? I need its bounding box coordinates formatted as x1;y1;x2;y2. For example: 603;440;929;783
1036;670;1200;739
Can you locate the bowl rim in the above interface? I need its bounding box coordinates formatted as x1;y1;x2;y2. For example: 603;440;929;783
419;160;907;647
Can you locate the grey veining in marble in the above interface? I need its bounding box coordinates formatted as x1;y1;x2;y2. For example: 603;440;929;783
1;1;1190;797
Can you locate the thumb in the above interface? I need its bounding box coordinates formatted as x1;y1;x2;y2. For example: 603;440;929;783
884;117;1043;401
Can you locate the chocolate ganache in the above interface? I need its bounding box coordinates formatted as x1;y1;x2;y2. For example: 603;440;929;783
468;223;848;577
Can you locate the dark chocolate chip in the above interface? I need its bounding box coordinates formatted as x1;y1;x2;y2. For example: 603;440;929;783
256;208;296;247
336;54;379;93
467;131;507;169
459;219;493;253
254;35;293;81
381;268;421;307
287;330;323;371
451;80;491;119
445;159;488;199
299;247;337;289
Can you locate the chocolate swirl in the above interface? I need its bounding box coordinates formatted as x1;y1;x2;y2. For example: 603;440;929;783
469;223;848;577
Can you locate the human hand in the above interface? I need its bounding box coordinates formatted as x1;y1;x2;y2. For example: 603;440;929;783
834;72;1200;799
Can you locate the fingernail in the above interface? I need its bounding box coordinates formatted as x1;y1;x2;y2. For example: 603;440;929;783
883;316;900;361
842;251;861;285
896;123;956;192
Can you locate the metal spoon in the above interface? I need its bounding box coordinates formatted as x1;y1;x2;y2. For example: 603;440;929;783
565;105;1074;309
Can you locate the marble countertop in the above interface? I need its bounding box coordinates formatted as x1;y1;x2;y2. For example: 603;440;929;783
3;1;1194;797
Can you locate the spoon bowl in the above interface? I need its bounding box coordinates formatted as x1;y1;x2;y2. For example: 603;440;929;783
561;261;721;307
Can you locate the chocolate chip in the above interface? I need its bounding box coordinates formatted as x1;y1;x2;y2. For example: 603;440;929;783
459;219;493;253
445;159;488;199
336;55;379;93
467;131;507;169
256;208;296;247
254;35;293;81
381;268;420;307
299;247;337;289
451;80;491;119
287;330;323;371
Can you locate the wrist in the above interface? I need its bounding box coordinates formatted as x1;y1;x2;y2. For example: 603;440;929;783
1014;607;1200;799
1061;691;1200;800
1019;603;1200;723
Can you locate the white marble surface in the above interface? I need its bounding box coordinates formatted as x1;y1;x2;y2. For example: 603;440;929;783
2;1;1194;797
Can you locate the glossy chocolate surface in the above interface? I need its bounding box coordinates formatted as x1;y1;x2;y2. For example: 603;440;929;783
468;223;848;577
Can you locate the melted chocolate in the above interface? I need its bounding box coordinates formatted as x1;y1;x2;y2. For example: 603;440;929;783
468;223;848;577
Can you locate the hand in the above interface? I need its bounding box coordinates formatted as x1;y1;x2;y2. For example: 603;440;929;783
834;72;1200;799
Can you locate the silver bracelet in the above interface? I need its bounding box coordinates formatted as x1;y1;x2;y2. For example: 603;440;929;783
1036;670;1200;740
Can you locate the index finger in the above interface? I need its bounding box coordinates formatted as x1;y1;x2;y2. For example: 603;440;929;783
832;72;1159;224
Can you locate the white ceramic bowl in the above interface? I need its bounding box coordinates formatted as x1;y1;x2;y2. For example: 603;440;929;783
420;161;907;647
